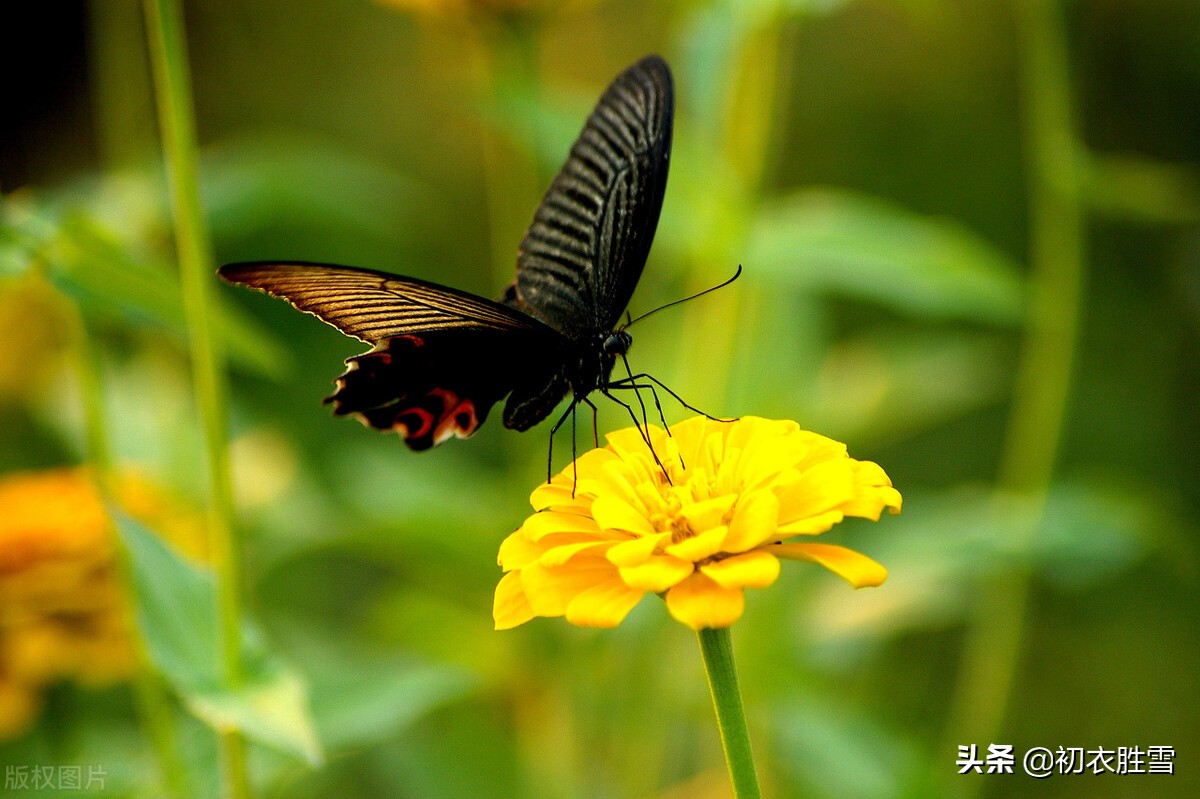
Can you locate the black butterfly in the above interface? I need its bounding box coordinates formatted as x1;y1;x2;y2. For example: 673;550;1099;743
221;56;688;460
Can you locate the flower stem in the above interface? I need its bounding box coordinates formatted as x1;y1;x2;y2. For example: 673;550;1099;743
946;0;1086;779
142;0;249;796
697;627;762;799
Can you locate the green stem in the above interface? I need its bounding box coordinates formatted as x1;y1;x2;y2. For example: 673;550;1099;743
697;627;762;799
946;0;1086;777
70;307;189;799
142;0;249;796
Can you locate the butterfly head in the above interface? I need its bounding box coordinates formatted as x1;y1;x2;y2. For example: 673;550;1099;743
602;330;633;357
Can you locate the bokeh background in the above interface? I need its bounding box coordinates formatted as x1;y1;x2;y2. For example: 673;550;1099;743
2;0;1198;797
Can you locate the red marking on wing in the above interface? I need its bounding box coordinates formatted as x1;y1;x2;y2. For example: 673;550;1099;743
393;405;435;441
429;389;479;444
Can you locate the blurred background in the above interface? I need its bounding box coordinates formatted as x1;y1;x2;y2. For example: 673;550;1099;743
2;0;1198;796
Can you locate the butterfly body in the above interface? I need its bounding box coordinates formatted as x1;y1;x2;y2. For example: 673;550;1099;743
220;56;673;451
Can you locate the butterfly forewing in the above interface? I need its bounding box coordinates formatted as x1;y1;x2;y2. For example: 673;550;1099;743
513;55;673;335
219;262;550;343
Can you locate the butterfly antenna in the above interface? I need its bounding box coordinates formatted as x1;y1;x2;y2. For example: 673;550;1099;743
621;265;743;331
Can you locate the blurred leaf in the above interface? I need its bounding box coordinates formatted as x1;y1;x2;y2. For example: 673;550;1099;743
771;695;918;799
112;511;219;684
310;658;474;751
809;330;1012;442
747;188;1026;323
113;512;323;765
800;477;1161;650
187;664;322;768
1036;476;1166;588
2;194;289;377
200;133;427;243
1082;152;1200;225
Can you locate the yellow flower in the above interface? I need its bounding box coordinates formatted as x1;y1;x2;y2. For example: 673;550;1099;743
0;468;205;740
494;416;902;631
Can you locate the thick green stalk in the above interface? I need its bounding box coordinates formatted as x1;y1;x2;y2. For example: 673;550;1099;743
142;0;249;795
698;628;762;799
946;0;1086;775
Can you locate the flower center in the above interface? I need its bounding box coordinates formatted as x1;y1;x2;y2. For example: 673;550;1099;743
670;516;695;544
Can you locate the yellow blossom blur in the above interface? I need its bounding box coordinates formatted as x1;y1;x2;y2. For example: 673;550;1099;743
0;468;205;741
494;416;902;631
0;273;74;402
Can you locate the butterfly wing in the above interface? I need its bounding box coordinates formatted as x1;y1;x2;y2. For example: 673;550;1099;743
219;261;550;342
510;55;674;337
219;261;565;448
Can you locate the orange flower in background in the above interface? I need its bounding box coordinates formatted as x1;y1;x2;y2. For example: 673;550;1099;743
0;468;205;741
495;416;902;631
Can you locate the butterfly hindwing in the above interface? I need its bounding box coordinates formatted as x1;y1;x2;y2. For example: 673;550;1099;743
328;329;559;449
511;55;673;336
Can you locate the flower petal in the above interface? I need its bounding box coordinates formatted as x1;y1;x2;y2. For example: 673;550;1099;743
529;482;590;514
677;494;737;534
665;573;745;630
723;490;780;552
497;529;545;570
591;495;654;535
565;580;645;627
618;554;694;591
520;555;618;617
770;542;887;587
665;524;728;562
607;532;670;567
538;539;615;567
521;510;604;542
699;550;780;589
775;509;845;537
775;459;856;523
839;460;903;519
493;571;534;630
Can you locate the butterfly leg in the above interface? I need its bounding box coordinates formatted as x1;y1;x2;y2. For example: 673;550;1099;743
601;388;672;485
545;397;593;494
546;400;578;484
615;372;736;423
617;352;653;433
606;378;681;465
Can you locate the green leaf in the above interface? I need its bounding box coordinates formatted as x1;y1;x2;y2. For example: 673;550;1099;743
187;664;322;767
113;512;323;765
747;188;1025;323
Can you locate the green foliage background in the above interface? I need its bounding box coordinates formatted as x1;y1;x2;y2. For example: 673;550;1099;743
2;0;1197;796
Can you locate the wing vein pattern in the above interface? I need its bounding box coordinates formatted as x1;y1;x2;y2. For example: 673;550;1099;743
219;262;550;344
513;55;673;336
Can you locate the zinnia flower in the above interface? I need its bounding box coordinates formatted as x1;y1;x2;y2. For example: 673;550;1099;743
0;468;205;740
494;416;902;631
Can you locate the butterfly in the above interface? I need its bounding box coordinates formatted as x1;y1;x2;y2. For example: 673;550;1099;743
221;56;692;463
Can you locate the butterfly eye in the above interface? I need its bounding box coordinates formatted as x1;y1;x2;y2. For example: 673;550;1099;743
603;331;633;355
